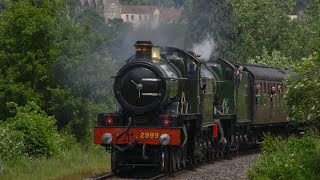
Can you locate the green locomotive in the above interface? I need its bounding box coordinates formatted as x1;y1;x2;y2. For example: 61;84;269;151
94;41;294;173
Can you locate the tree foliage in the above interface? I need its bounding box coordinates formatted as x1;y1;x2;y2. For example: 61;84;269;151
285;52;320;124
230;0;295;62
0;0;67;118
0;0;116;143
287;0;320;62
0;80;42;120
247;48;293;69
185;0;236;59
229;0;320;64
0;0;66;90
51;8;116;139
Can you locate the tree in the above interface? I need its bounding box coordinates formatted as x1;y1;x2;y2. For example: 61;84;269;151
0;1;117;141
286;0;320;62
292;0;313;14
0;0;7;10
285;52;320;124
185;0;236;60
0;0;67;119
230;0;295;62
247;48;293;68
50;8;117;140
0;80;42;120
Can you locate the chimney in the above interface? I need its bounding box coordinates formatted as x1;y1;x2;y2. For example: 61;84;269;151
134;41;153;61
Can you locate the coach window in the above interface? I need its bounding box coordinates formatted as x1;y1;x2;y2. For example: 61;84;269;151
274;84;278;107
265;82;268;107
283;85;286;104
271;84;275;106
268;83;272;107
271;83;278;107
275;84;278;106
255;83;261;105
270;83;275;107
263;82;267;107
259;82;263;107
276;84;279;107
261;82;264;107
278;84;282;106
262;82;265;107
282;85;285;106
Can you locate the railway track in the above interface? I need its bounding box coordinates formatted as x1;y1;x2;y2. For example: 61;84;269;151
88;170;166;180
87;145;260;180
88;172;114;180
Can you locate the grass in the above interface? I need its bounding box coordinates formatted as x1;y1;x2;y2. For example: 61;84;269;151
0;144;111;180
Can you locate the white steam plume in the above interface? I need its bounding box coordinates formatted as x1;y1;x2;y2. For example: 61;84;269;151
192;36;217;61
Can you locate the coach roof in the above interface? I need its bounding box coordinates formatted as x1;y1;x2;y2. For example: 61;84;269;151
244;64;294;81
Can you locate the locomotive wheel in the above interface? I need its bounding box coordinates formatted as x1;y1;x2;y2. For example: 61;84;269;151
176;149;181;169
170;148;176;172
160;150;166;172
181;146;187;167
111;148;119;174
210;149;215;160
160;147;169;173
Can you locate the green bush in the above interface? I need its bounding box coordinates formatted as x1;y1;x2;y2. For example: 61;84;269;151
0;81;42;120
3;102;62;157
285;52;320;123
0;125;25;161
247;133;320;180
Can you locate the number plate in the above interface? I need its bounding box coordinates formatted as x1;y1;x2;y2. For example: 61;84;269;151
140;132;160;139
94;127;181;145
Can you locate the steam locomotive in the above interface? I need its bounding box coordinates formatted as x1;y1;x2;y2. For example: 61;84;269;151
94;41;295;173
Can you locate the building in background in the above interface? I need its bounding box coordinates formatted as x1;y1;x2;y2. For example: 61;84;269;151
77;0;183;29
121;5;159;29
78;0;121;21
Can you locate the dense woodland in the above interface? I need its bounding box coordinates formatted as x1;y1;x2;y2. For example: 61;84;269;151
0;0;319;179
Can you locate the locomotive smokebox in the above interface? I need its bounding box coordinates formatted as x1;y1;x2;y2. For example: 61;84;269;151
134;41;153;61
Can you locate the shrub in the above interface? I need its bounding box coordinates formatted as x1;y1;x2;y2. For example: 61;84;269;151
247;133;320;179
285;52;320;124
4;102;62;157
0;81;42;120
0;125;25;161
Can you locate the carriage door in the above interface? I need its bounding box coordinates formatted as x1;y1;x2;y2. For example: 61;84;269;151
236;71;250;123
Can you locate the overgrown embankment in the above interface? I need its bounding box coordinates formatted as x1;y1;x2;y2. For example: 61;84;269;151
0;102;110;180
247;133;320;179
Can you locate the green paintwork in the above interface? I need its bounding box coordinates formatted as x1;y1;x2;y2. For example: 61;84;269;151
210;59;236;116
236;72;251;123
